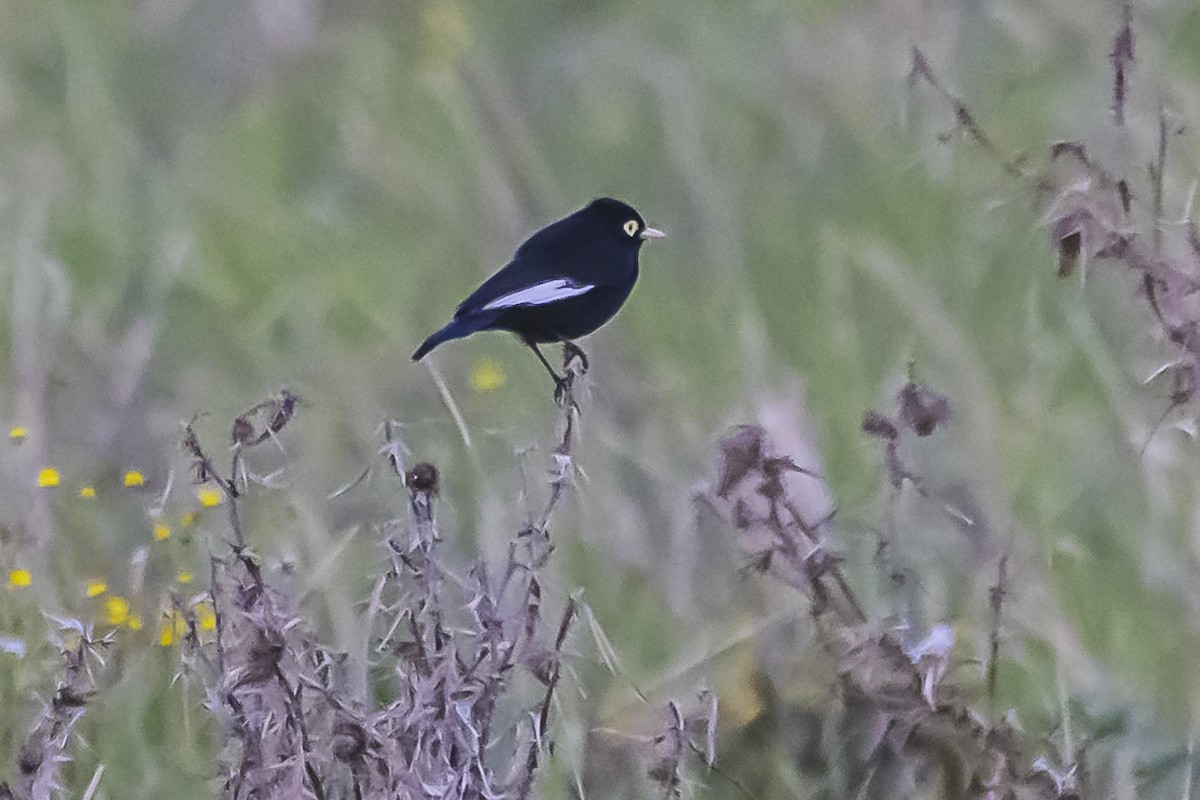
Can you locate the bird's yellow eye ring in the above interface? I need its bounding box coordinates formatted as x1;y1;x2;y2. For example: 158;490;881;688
623;219;639;237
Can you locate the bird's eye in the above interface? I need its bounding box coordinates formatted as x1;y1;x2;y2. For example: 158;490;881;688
623;219;639;237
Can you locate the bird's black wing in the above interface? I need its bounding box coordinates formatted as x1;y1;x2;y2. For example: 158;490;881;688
454;216;600;319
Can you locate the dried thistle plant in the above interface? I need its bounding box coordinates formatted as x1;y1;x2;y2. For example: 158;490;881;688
160;360;589;799
911;4;1200;450
645;694;719;800
709;420;1073;799
0;621;112;800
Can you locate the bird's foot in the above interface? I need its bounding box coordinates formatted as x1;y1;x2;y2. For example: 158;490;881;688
561;342;589;374
552;374;582;413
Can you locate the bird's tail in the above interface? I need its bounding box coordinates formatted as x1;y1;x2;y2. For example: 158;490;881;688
412;319;472;361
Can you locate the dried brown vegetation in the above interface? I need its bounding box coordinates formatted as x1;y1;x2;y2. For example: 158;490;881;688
710;399;1077;799
4;6;1199;799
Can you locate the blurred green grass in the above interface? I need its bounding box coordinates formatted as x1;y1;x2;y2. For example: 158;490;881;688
2;0;1200;796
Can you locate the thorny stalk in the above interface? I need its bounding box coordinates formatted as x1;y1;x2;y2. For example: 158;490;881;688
648;702;684;800
3;12;1193;799
536;346;585;533
0;625;112;800
183;391;323;799
713;425;860;623
712;408;1073;797
987;553;1009;721
642;693;725;800
907;48;1033;184
1110;3;1134;126
912;33;1200;445
366;359;585;800
877;480;904;623
167;380;598;799
1153;105;1169;256
782;498;867;624
274;667;326;800
906;49;1200;795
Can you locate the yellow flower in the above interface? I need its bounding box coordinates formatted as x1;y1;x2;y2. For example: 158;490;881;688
197;487;221;508
127;615;143;631
152;522;171;541
469;358;507;393
177;571;193;585
9;426;27;442
103;595;131;626
195;601;217;632
36;468;60;488
85;581;108;598
79;486;96;499
158;611;188;647
7;569;32;588
123;470;146;488
180;512;197;528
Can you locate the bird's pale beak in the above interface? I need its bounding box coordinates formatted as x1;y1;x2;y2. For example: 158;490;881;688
640;226;666;240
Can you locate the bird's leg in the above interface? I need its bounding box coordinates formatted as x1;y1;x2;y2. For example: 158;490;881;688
525;340;564;383
523;339;572;404
561;341;589;373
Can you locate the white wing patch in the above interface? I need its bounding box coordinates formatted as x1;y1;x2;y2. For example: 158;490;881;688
482;279;594;311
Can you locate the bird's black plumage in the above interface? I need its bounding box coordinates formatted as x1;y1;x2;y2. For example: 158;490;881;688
412;197;663;394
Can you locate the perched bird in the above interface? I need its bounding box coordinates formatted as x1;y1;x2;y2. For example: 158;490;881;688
412;197;664;399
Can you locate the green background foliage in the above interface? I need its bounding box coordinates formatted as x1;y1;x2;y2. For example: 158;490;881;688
1;0;1199;796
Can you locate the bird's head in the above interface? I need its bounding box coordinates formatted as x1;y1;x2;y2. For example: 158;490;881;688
585;197;666;247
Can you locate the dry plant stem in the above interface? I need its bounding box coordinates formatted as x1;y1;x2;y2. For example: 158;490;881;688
538;596;578;736
1142;106;1171;349
225;448;245;548
877;483;904;624
372;379;581;798
535;347;583;533
908;48;1032;183
512;598;579;800
714;427;866;627
471;563;506;752
643;694;727;799
1110;3;1134;126
1153;105;1168;255
715;425;1069;798
273;666;326;800
511;364;583;795
4;630;110;800
651;702;685;800
221;691;256;799
185;402;328;799
380;419;405;478
780;499;867;625
987;554;1008;721
403;465;445;645
209;556;228;678
1183;736;1195;800
79;765;104;800
174;387;584;798
913;43;1200;458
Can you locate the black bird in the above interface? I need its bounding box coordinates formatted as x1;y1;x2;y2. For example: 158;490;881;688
412;197;664;399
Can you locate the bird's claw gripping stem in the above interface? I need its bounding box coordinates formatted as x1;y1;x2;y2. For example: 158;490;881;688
562;341;589;373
